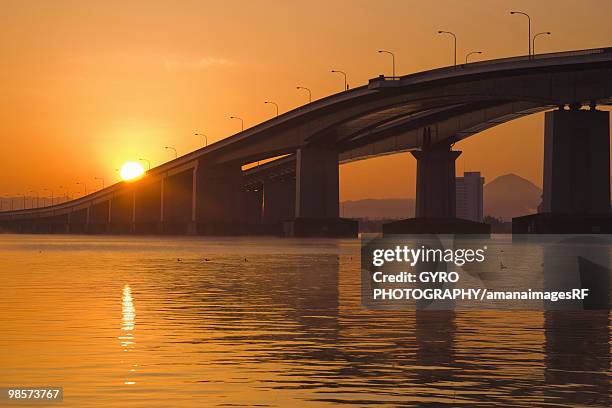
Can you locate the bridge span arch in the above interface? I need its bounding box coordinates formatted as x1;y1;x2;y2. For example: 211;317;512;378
2;47;612;236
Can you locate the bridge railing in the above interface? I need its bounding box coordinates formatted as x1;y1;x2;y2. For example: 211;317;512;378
0;181;128;217
370;46;612;88
465;46;608;67
0;196;91;217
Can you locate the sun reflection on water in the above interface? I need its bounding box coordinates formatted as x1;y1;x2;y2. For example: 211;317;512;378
120;284;135;341
119;284;137;385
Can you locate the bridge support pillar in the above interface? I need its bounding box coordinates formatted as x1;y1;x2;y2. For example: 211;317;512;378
65;212;71;233
194;162;246;235
158;177;165;233
130;191;136;233
245;185;263;225
295;147;339;218
263;178;295;225
162;170;194;234
413;142;461;219
542;109;610;215
134;180;162;234
514;109;612;233
68;207;89;234
89;201;111;233
285;147;357;237
384;142;489;234
85;205;91;233
110;192;135;233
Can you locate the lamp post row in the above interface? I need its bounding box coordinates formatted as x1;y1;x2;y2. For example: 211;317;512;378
169;14;549;160
3;185;70;209
510;11;551;58
3;11;551;212
435;11;548;66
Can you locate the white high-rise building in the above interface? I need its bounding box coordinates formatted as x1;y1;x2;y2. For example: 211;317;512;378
456;172;484;222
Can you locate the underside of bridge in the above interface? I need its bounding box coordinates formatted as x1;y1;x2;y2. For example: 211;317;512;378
1;48;612;236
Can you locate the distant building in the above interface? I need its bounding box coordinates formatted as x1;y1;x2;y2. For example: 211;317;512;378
456;172;484;222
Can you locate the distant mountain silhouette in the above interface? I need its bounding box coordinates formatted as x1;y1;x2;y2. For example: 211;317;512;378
341;173;541;221
484;173;542;220
342;198;414;219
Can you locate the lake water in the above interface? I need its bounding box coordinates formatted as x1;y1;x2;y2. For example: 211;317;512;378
0;234;610;407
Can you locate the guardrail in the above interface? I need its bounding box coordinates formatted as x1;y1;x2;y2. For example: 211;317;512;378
369;46;612;88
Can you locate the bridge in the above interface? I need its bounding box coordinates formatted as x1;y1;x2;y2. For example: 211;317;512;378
2;47;612;236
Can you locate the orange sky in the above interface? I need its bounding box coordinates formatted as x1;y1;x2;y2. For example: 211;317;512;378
1;0;611;200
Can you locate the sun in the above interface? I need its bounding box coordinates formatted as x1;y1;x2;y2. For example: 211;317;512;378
120;161;145;181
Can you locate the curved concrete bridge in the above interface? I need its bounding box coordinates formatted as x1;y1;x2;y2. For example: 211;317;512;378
2;47;612;236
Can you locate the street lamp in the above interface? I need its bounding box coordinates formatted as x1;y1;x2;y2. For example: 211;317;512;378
510;11;531;57
43;188;54;206
29;190;39;208
94;177;105;189
296;86;312;103
76;182;87;196
59;185;69;202
331;70;348;90
164;146;177;159
465;51;483;64
138;158;151;170
229;116;244;132
437;31;457;66
532;31;551;56
377;50;396;78
194;133;208;147
264;101;279;117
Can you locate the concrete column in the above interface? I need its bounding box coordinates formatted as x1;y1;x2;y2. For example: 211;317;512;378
542;109;610;215
108;198;112;224
106;198;112;233
411;143;462;218
288;147;357;237
158;177;165;233
159;177;165;223
245;185;264;225
162;169;194;234
89;200;110;233
295;147;339;218
85;205;91;233
69;207;88;233
110;193;134;233
134;180;162;234
130;190;136;233
194;162;245;233
188;166;198;235
263;178;295;224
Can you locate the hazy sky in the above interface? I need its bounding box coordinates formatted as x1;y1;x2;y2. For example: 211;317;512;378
1;0;611;200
